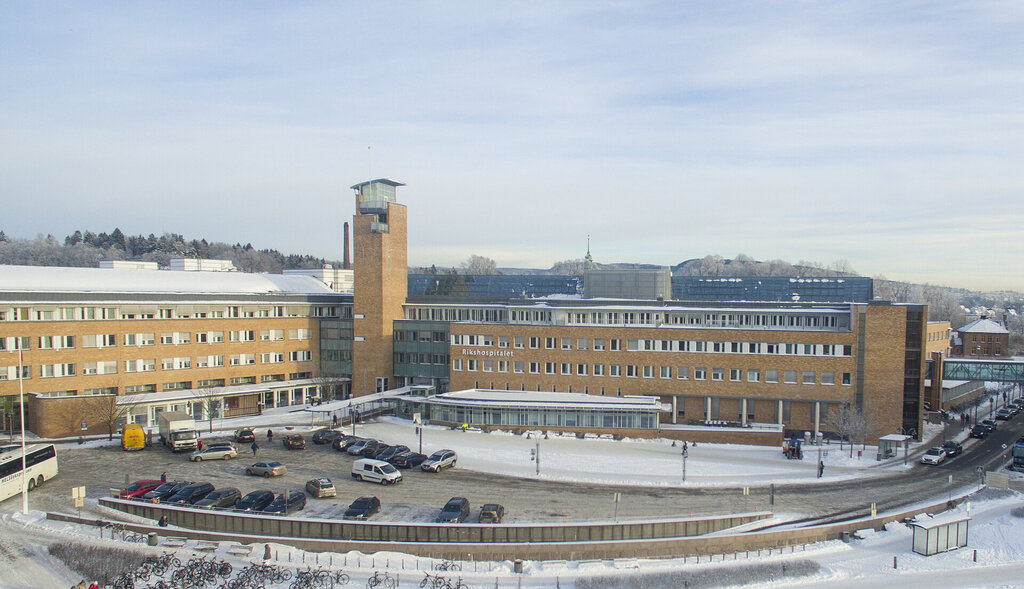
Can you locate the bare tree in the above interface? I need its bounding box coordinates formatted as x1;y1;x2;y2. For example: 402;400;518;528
311;375;338;402
86;394;142;441
460;255;500;275
826;404;869;457
549;258;587;275
190;387;222;433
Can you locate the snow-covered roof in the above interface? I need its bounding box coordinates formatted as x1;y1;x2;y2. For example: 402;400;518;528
958;318;1009;335
910;512;971;530
0;265;338;296
404;389;666;412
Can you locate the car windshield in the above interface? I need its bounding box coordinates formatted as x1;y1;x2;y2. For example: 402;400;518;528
443;500;463;510
267;462;281;467
926;449;941;455
380;464;398;474
429;452;445;460
352;499;371;508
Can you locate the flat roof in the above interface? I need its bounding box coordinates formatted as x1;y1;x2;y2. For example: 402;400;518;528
0;265;338;296
350;178;405;189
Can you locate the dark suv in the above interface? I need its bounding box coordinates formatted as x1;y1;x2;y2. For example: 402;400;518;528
437;497;470;523
235;490;275;512
194;488;241;509
343;496;381;520
262;489;307;514
970;424;988;439
283;434;306;450
141;480;193;502
312;430;343;445
167;482;215;505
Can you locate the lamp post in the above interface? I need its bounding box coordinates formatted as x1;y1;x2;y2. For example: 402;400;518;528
681;446;688;483
17;348;28;515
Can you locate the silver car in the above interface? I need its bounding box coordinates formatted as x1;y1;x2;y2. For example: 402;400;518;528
421;449;457;472
246;461;287;477
189;444;238;462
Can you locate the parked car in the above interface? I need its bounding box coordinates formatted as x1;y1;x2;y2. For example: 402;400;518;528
235;490;275;512
262;489;307;514
389;451;428;469
995;408;1013;420
234;428;256;443
194;487;241;509
189;443;238;461
421;449;457;472
119;479;162;500
478;503;505;524
167;482;215;505
358;440;383;457
920;447;946;465
343;495;381;520
332;435;362;451
347;439;378;456
969;424;989;439
374;445;409;462
305;477;337;498
283;434;306;450
437;497;470;523
246;461;286;478
312;430;343;445
351;458;403;485
941;440;963;458
141;480;193;502
981;419;998;432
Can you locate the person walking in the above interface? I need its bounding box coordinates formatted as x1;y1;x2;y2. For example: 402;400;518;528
160;472;167;482
267;429;273;442
197;439;203;451
251;441;259;456
817;461;825;478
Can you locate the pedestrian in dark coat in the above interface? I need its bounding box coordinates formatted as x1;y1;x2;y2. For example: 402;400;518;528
251;441;259;456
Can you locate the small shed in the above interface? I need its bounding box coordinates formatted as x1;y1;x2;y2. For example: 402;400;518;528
876;433;910;460
910;512;970;556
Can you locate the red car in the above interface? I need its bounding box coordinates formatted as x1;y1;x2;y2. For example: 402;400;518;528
119;479;162;500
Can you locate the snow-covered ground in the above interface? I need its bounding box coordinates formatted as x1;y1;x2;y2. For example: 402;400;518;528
2;489;1022;588
4;402;1022;587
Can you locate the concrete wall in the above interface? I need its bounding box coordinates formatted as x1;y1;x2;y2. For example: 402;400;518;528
86;496;957;560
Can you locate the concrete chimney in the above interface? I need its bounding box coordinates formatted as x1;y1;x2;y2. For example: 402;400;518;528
342;222;351;269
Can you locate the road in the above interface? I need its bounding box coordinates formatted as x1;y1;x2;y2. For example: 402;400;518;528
15;416;1023;525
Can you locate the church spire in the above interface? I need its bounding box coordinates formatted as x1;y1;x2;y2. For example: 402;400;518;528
584;234;594;269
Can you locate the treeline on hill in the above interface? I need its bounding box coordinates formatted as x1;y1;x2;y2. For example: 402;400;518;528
0;229;337;274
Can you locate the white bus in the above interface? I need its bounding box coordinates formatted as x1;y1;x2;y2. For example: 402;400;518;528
0;444;58;503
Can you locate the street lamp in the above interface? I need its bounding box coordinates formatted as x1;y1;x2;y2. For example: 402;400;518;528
14;347;28;515
681;446;688;483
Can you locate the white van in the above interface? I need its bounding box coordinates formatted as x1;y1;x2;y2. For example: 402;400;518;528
352;458;403;485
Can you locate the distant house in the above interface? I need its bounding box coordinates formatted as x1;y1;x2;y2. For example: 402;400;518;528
952;318;1009;358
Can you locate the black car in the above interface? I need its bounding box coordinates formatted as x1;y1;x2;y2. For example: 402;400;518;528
941;440;963;458
166;482;215;505
478;503;505;523
981;419;998;432
194;487;241;509
141;480;193;502
332;436;362;452
437;497;470;523
312;430;343;445
283;434;306;450
235;490;275;512
389;451;428;469
234;428;256;443
970;424;989;439
374;445;409;462
262;489;307;514
343;495;381;520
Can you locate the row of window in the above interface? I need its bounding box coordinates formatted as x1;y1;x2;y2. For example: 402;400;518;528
0;351;313;380
42;372;315;397
394;353;450;365
0;306;344;321
451;359;852;386
406;304;850;332
451;334;853;358
1;330;314;352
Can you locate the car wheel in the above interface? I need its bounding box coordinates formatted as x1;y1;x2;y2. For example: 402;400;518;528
36;475;44;486
196;457;203;462
246;469;252;475
263;471;271;478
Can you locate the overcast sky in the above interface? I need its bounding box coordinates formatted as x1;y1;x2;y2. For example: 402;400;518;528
2;2;1022;291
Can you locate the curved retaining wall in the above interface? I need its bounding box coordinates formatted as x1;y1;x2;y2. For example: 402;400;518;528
78;496;955;560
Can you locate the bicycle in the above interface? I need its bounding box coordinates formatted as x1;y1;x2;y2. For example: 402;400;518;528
433;559;462;572
367;570;396;589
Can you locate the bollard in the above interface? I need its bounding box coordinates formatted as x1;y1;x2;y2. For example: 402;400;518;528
513;559;524;574
147;532;158;547
973;550;977;562
893;556;897;569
